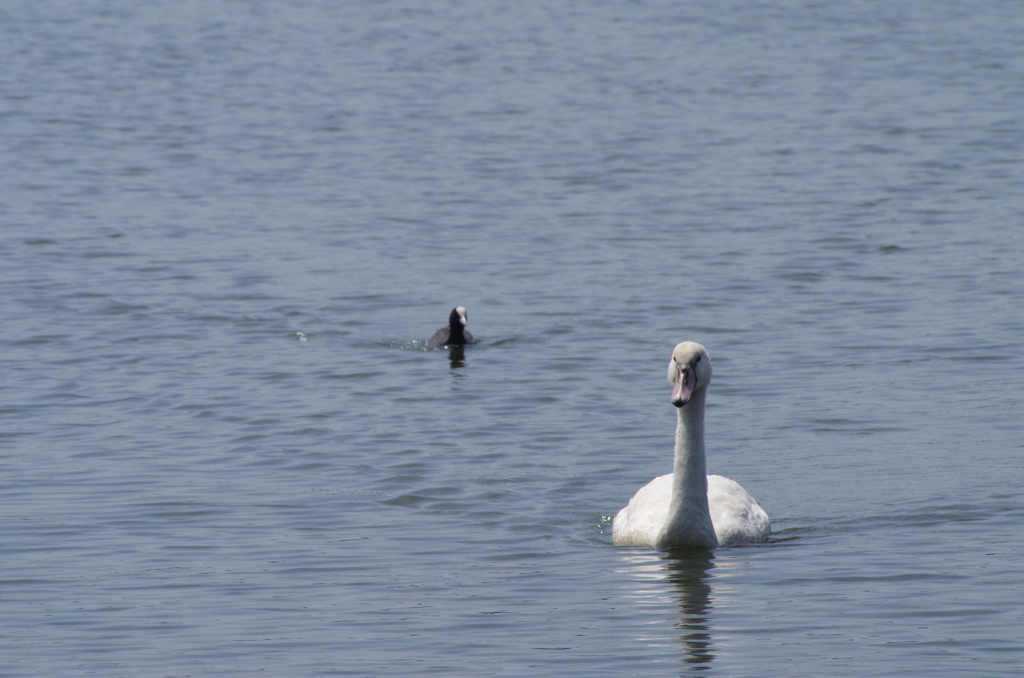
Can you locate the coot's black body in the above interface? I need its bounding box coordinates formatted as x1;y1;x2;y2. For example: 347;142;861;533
427;307;476;347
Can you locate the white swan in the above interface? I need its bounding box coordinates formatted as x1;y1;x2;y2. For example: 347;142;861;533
613;342;770;548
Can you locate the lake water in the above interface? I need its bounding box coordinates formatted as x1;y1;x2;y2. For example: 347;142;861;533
2;1;1023;676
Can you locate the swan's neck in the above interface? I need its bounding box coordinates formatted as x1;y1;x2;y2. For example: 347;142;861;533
657;388;718;548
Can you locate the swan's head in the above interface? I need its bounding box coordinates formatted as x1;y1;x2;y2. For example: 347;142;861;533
450;306;469;327
667;342;712;408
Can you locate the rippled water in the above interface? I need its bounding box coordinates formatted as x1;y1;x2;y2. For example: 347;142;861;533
3;1;1023;676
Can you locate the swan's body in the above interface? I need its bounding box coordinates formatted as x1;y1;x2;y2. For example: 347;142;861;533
427;306;476;347
613;342;770;548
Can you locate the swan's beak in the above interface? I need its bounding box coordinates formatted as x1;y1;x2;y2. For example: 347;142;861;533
671;365;695;408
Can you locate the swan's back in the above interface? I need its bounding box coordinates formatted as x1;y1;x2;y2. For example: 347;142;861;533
707;474;770;545
612;473;769;547
611;473;672;546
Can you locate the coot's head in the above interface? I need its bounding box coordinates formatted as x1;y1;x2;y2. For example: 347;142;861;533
450;306;468;328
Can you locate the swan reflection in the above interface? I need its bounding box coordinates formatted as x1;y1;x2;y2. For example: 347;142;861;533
619;549;716;674
664;548;716;672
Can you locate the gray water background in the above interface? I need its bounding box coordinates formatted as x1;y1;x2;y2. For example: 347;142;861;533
2;1;1023;676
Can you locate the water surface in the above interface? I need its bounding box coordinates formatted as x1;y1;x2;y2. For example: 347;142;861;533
2;1;1023;676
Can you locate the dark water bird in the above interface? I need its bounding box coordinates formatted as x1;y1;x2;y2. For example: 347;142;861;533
427;306;477;347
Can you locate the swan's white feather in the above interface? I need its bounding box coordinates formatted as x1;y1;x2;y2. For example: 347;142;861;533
612;473;672;546
707;474;770;545
613;473;768;547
